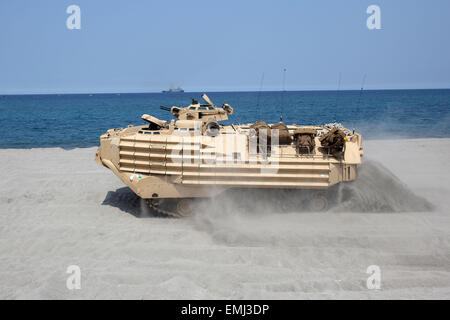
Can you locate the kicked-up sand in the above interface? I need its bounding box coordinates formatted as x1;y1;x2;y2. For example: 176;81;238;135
0;139;449;299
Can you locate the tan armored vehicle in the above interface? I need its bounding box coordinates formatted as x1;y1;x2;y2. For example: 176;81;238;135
96;94;363;217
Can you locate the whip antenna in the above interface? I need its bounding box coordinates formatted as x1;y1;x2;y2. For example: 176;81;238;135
334;72;342;108
358;74;367;105
280;68;286;122
256;72;265;120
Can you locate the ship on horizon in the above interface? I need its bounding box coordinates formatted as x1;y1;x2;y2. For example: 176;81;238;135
162;87;184;93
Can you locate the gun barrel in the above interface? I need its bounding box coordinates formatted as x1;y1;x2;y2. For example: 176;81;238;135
160;106;171;111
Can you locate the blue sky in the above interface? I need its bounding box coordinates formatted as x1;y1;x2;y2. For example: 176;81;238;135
0;0;449;93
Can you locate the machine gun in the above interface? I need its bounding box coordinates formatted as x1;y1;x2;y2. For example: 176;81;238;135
160;105;181;114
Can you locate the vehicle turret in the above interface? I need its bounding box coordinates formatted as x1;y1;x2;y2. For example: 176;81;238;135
160;94;233;122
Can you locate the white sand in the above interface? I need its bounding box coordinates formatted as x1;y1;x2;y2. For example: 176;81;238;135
0;139;449;299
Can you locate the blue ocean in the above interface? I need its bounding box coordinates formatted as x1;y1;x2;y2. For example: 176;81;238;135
0;89;449;149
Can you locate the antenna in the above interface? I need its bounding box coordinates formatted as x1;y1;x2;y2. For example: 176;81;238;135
358;74;367;105
256;72;265;120
352;74;367;131
335;72;342;108
280;68;287;122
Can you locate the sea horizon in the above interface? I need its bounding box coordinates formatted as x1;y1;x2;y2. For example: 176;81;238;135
1;89;449;149
1;87;450;96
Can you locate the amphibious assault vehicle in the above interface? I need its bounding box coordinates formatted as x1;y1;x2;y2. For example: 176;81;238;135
96;94;363;217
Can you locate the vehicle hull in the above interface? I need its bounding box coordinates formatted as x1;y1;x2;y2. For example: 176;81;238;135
96;124;362;200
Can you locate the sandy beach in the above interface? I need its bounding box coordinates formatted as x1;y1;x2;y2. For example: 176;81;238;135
0;139;449;299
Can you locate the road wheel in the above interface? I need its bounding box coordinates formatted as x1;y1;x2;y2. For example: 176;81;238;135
176;199;195;217
309;194;328;212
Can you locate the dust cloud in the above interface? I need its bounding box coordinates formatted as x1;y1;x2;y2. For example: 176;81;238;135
189;159;433;246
